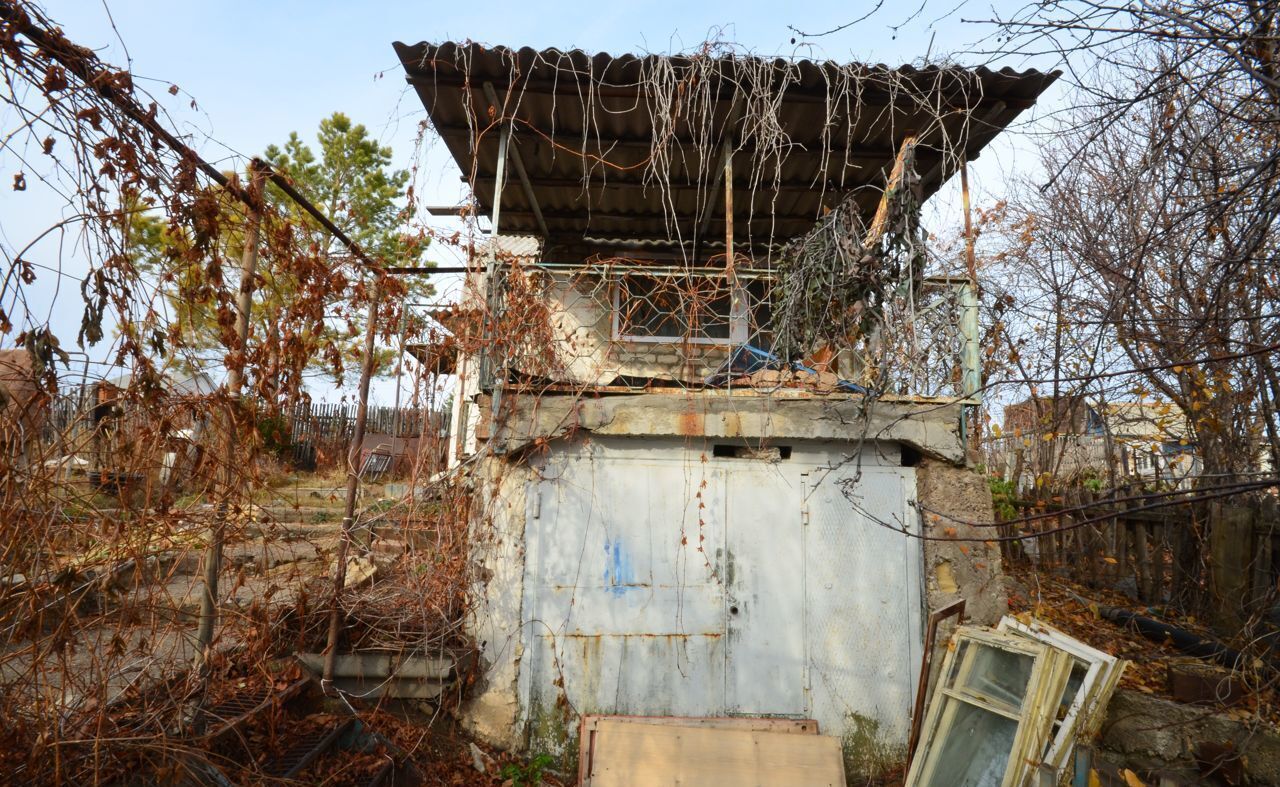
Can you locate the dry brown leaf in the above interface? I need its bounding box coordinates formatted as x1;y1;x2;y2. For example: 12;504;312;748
1121;768;1146;787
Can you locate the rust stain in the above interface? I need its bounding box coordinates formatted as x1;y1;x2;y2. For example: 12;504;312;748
556;633;724;640
678;406;704;436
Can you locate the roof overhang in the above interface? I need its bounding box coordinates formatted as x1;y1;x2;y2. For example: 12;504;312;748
395;42;1058;255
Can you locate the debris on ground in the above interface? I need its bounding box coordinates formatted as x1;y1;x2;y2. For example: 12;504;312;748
1006;564;1280;726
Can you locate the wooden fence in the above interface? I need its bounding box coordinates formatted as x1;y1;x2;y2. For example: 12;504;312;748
38;392;443;475
285;402;443;471
1001;489;1279;635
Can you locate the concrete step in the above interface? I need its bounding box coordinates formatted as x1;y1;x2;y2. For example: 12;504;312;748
371;538;408;557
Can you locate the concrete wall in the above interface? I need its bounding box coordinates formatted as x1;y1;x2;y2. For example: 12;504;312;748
486;390;968;465
458;389;1003;781
460;457;534;748
916;457;1006;626
1100;689;1280;785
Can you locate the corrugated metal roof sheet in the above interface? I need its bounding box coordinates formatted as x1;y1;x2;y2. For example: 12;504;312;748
478;234;541;262
394;42;1059;254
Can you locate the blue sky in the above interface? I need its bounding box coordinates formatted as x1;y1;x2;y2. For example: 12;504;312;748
0;0;1061;401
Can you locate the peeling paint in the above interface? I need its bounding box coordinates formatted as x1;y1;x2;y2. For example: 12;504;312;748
476;435;928;766
559;632;724;640
935;560;959;594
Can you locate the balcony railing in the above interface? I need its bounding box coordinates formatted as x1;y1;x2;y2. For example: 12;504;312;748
471;260;980;402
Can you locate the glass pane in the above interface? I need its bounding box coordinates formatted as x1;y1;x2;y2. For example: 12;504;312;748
1057;661;1089;722
948;639;1034;713
923;697;1018;787
619;275;733;340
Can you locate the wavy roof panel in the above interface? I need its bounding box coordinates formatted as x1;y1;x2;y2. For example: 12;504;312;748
395;42;1059;255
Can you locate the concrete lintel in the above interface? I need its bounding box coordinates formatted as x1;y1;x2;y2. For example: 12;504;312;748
485;392;965;463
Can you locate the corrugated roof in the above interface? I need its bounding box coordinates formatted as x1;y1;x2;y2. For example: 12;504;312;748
394;42;1059;254
479;234;541;262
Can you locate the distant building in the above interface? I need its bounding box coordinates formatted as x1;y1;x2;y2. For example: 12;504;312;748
994;396;1200;487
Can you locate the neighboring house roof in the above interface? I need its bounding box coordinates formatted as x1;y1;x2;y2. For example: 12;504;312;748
0;349;46;435
395;42;1059;251
1002;394;1090;434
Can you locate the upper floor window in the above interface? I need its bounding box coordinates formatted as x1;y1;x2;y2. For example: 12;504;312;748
612;273;771;347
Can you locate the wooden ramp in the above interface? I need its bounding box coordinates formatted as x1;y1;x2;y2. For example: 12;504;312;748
581;717;845;787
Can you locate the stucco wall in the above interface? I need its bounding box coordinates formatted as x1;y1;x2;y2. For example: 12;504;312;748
915;456;1006;626
459;457;534;748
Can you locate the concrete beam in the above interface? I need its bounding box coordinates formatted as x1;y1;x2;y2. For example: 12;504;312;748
484;392;966;463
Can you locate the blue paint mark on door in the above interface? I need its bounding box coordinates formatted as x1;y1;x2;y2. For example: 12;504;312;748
603;538;635;595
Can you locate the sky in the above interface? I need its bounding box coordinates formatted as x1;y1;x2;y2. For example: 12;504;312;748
0;0;1065;403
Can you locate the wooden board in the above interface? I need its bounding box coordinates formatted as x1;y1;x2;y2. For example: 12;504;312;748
578;715;820;784
585;719;845;787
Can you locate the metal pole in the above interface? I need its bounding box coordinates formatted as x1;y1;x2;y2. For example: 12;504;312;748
959;159;982;453
724;149;734;272
392;303;409;436
960;281;981;399
196;161;265;667
483;123;510;430
483;124;510;381
322;276;382;690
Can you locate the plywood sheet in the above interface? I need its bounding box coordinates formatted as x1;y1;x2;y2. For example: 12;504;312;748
578;715;821;784
586;719;846;787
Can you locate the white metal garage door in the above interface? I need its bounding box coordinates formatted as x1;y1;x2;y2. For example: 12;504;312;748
519;436;921;749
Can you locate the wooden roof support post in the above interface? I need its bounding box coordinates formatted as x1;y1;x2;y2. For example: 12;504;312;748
961;158;977;284
698;141;734;251
863;134;917;248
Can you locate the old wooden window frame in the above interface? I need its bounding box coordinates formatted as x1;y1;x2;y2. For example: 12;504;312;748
996;616;1126;784
905;627;1073;787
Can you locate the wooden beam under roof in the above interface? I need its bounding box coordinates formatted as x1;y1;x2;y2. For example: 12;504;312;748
459;173;878;194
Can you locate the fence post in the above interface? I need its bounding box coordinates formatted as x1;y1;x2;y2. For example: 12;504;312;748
1133;514;1151;603
1209;502;1253;636
195;160;264;669
1252;496;1277;614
